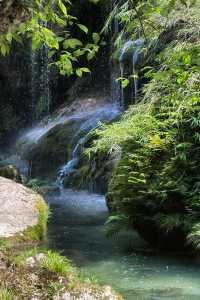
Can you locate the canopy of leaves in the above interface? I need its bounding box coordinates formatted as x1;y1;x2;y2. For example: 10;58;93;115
0;0;101;76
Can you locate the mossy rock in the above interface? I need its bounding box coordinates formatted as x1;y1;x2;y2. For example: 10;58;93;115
64;149;121;194
0;176;49;244
25;118;83;179
0;164;22;183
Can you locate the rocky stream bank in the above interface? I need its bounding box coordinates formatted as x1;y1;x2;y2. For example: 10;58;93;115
0;176;123;300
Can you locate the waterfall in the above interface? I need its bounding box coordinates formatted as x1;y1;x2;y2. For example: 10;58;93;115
30;26;51;120
40;43;51;114
119;39;145;105
56;104;120;189
109;1;145;108
30;49;37;120
110;0;122;106
132;39;144;100
57;137;85;187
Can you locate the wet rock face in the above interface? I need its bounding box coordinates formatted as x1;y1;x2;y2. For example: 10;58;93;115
66;148;121;194
14;98;120;182
0;43;31;141
26;119;82;179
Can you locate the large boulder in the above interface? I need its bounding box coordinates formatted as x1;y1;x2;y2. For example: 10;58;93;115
0;176;47;238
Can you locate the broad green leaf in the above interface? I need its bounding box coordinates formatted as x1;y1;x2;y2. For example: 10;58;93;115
92;32;100;44
77;24;88;34
57;0;67;16
63;38;83;49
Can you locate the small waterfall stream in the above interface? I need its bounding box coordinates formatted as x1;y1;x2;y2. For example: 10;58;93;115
119;39;145;105
56;138;83;187
30;40;51;120
56;103;120;187
110;0;123;107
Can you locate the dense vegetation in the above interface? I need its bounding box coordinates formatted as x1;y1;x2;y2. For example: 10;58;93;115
0;0;101;75
88;0;200;251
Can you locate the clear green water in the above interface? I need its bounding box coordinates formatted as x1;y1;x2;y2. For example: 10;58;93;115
46;189;200;300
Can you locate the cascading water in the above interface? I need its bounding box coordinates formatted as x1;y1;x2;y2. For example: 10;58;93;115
30;27;51;120
119;39;145;104
110;0;146;108
30;49;37;118
110;0;122;106
3;2;199;299
9;101;120;181
56;103;120;188
40;43;51;114
56;137;85;187
132;39;145;100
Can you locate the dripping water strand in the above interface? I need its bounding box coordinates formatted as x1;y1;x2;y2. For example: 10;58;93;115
56;137;86;188
30;21;51;121
110;0;121;106
119;39;145;105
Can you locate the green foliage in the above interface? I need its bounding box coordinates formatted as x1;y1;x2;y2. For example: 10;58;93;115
26;178;47;192
0;239;11;251
105;214;130;237
106;0;200;93
0;288;13;300
14;247;40;266
41;251;74;275
15;248;75;275
88;1;200;250
25;198;49;241
0;0;101;76
48;282;65;297
105;0;200;42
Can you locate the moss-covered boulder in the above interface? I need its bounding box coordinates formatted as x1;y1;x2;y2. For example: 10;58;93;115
0;176;48;240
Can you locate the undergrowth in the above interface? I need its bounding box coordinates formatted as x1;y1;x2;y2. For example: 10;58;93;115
0;288;13;300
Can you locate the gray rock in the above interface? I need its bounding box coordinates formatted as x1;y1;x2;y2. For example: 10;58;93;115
26;257;36;268
0;176;44;238
35;253;46;262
